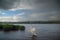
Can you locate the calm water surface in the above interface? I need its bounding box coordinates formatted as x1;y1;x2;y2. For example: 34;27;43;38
0;24;60;40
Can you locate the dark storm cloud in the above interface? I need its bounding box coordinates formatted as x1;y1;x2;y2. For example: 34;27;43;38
0;0;59;10
0;0;20;9
30;0;60;9
30;0;60;20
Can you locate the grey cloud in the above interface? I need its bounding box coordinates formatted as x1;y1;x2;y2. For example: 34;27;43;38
0;0;20;9
0;0;60;21
28;0;60;10
43;11;60;21
17;10;60;21
28;0;60;21
0;0;59;10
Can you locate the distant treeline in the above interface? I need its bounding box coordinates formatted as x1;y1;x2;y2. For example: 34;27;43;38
0;21;60;24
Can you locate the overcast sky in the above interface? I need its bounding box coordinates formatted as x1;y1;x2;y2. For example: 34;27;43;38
0;0;60;22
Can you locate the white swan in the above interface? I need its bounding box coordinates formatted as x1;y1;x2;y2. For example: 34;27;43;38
29;27;37;36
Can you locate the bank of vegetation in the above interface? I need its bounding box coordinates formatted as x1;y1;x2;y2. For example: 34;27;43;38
0;24;25;31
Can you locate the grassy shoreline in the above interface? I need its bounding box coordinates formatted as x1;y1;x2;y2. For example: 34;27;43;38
0;24;25;31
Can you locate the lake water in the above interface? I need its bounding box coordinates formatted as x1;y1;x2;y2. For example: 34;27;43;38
0;24;60;40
